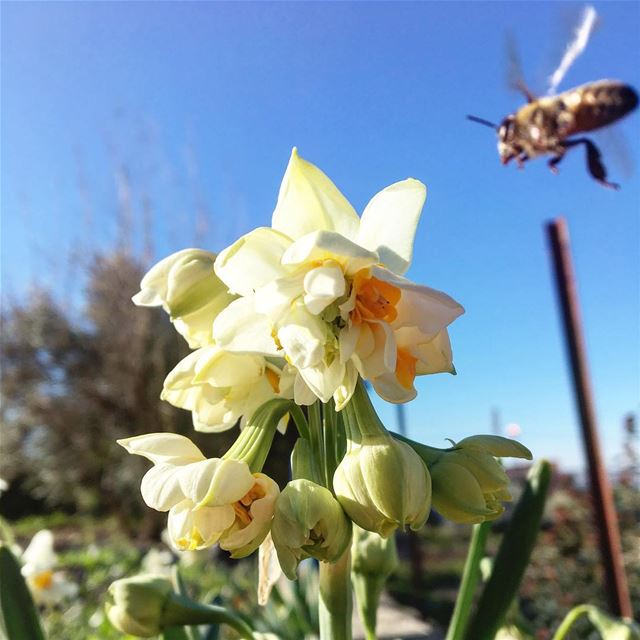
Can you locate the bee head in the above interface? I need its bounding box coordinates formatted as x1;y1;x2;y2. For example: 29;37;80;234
497;116;519;164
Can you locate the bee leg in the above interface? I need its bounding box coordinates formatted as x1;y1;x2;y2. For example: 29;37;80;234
516;153;529;169
565;138;620;190
548;153;565;175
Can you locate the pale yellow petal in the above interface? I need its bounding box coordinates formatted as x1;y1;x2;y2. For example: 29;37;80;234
358;179;426;275
117;433;205;466
272;148;360;241
214;227;292;296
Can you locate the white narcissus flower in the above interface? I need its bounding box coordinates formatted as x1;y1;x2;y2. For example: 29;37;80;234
118;433;279;557
133;249;236;349
212;149;463;407
161;345;289;432
20;530;78;606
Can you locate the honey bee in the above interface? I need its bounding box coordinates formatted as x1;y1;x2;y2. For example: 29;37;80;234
469;80;638;189
468;80;638;189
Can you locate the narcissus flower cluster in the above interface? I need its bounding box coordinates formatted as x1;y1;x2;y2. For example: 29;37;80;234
117;149;532;619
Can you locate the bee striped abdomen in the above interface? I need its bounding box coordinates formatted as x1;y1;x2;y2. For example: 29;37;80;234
564;81;639;135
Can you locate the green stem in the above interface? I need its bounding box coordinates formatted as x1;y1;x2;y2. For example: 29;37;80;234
308;401;327;488
319;548;353;640
223;398;291;472
352;572;383;640
343;379;388;441
551;605;591;640
165;594;255;639
288;402;311;441
322;400;339;490
445;522;491;640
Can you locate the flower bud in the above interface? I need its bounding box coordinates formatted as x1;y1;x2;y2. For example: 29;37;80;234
351;525;398;578
416;435;532;524
133;249;235;348
272;479;352;579
333;436;431;537
335;380;431;537
106;575;256;638
106;575;173;637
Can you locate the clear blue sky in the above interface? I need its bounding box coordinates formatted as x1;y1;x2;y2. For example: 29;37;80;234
2;2;639;472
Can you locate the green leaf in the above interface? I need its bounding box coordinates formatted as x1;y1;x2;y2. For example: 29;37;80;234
0;545;46;640
445;521;491;640
464;459;552;640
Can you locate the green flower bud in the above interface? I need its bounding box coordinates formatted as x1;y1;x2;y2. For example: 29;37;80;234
406;434;532;524
351;526;398;640
351;525;398;578
272;479;352;580
334;436;431;537
133;249;235;348
106;575;256;639
105;575;173;637
335;381;431;537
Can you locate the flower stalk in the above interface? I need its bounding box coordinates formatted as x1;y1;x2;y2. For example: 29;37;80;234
319;548;353;640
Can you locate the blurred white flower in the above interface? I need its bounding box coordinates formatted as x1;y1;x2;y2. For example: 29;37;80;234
140;547;175;577
20;530;78;606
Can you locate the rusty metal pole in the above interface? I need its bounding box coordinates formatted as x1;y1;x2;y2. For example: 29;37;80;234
546;217;632;618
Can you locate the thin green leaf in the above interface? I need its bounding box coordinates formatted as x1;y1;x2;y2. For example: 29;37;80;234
0;545;46;640
445;521;491;640
464;459;552;640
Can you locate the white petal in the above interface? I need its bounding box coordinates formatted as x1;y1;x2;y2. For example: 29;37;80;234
117;433;205;465
180;458;255;507
339;324;361;363
214;227;292;296
213;297;280;356
21;531;56;573
277;306;328;369
133;248;217;308
163;348;213;391
415;329;455;375
282;230;378;276
272;148;360;241
254;273;305;320
303;263;346;315
258;532;282;606
358;179;426;275
194;350;264;387
372;266;464;336
372;372;417;404
298;357;346;404
140;464;186;511
333;362;359;410
354;321;397;380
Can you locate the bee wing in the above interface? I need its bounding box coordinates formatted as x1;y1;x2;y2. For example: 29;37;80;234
593;127;634;180
505;32;536;102
546;5;599;95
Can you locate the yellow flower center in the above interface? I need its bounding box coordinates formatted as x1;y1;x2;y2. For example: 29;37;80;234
33;570;54;590
232;482;267;526
351;272;401;326
395;348;418;389
177;527;205;551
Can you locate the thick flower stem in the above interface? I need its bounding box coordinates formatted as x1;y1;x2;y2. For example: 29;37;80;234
319;549;353;640
351;573;381;640
343;379;388;442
